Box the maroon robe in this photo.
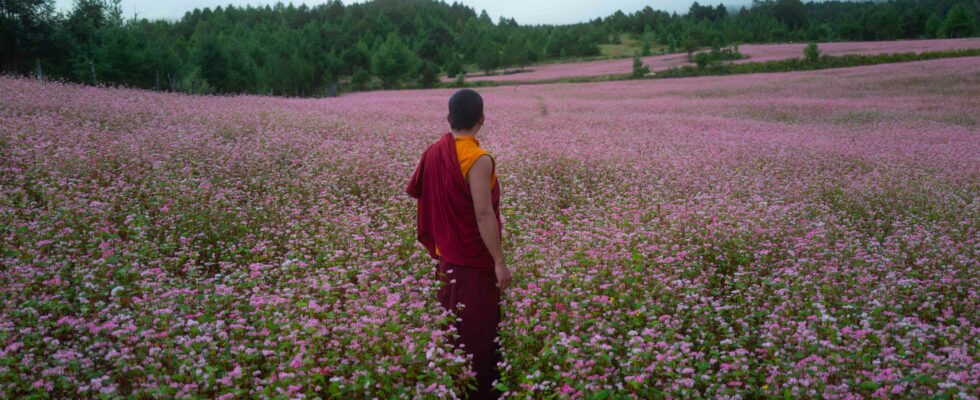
[407,132,503,399]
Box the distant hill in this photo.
[2,0,977,96]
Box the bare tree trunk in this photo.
[35,60,43,81]
[155,70,160,90]
[90,60,97,85]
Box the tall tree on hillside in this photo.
[544,29,567,57]
[689,2,726,22]
[136,21,183,91]
[0,0,56,74]
[943,3,977,38]
[866,5,901,40]
[341,39,371,75]
[475,42,500,74]
[772,0,806,30]
[444,54,464,78]
[371,32,418,89]
[924,13,944,38]
[900,4,929,38]
[189,21,229,92]
[66,0,112,83]
[92,8,142,86]
[418,59,439,88]
[501,37,528,71]
[478,9,492,25]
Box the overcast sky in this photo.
[51,0,746,25]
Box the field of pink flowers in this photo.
[2,57,979,399]
[459,37,980,82]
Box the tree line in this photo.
[2,0,978,96]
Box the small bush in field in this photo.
[804,42,821,63]
[631,56,651,78]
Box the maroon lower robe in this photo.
[407,133,503,399]
[437,260,502,399]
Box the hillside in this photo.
[2,0,979,95]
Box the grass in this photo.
[599,34,666,58]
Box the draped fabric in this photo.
[406,132,501,271]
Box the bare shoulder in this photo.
[467,155,493,184]
[473,154,493,169]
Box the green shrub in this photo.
[804,42,821,63]
[631,56,651,78]
[693,52,712,69]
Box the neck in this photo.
[452,130,477,138]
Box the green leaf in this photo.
[697,361,710,372]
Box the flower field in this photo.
[2,57,979,399]
[459,38,980,82]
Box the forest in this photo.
[2,0,979,95]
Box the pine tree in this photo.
[924,13,944,38]
[631,56,650,78]
[418,60,440,88]
[943,4,977,38]
[0,0,57,73]
[444,56,463,79]
[371,33,419,89]
[476,43,500,75]
[667,34,678,53]
[803,42,820,63]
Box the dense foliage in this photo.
[2,56,979,398]
[3,0,979,95]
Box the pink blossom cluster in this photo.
[457,37,980,82]
[1,56,979,398]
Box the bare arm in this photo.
[468,155,511,290]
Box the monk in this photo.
[406,89,511,399]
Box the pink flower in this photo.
[561,383,575,394]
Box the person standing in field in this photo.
[406,89,511,399]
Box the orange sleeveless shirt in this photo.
[435,135,496,257]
